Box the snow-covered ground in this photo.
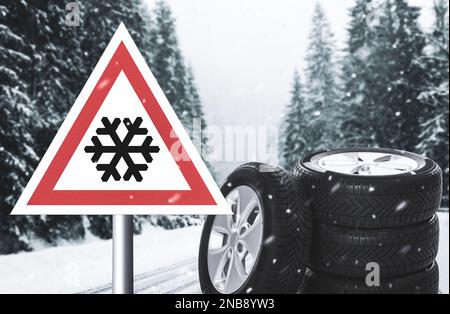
[0,225,203,294]
[0,213,448,294]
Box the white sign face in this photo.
[11,24,231,215]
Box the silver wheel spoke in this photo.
[238,198,258,228]
[234,190,242,224]
[233,251,247,278]
[348,152,365,162]
[212,248,231,285]
[349,165,364,174]
[321,153,359,166]
[372,154,395,163]
[371,165,405,175]
[380,162,408,169]
[381,159,416,169]
[212,215,232,235]
[378,163,409,171]
[209,245,229,274]
[356,152,378,162]
[226,252,246,288]
[223,250,235,290]
[240,215,262,258]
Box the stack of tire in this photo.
[294,148,442,294]
[198,148,442,294]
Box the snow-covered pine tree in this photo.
[185,66,212,167]
[304,3,341,153]
[281,70,308,168]
[24,1,90,245]
[340,0,378,147]
[416,0,449,206]
[173,51,191,129]
[82,0,154,71]
[150,1,186,119]
[0,1,39,253]
[370,0,427,151]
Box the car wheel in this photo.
[294,148,442,228]
[198,163,311,294]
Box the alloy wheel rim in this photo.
[317,151,420,176]
[207,185,263,293]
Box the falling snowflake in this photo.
[84,117,160,182]
[264,235,275,245]
[395,200,409,212]
[399,244,412,255]
[330,183,341,194]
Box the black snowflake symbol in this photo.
[84,117,160,182]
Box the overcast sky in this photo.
[145,0,435,175]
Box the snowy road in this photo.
[81,258,200,294]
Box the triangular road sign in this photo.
[12,24,230,215]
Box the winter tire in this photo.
[311,215,439,278]
[198,163,311,294]
[294,148,442,228]
[305,261,439,294]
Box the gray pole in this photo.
[113,215,134,294]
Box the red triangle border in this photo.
[28,42,216,206]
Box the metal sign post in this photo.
[113,215,134,294]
